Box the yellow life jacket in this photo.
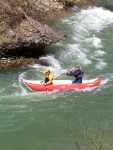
[41,71,53,85]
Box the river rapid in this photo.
[0,6,113,150]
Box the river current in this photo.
[0,6,113,150]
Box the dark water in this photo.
[0,6,113,150]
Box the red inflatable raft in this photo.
[22,78,100,91]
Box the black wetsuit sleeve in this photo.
[66,71,74,76]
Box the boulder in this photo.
[0,0,66,56]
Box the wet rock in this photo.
[0,0,66,55]
[0,57,39,69]
[104,3,113,11]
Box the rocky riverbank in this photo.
[0,57,39,69]
[0,0,96,69]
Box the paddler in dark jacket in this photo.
[66,64,84,83]
[40,69,53,85]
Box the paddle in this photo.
[54,73,66,79]
[53,66,76,79]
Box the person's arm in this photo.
[66,70,73,76]
[40,71,46,75]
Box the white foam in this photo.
[93,37,102,48]
[71,5,78,11]
[75,7,113,33]
[100,78,109,86]
[18,71,29,95]
[92,50,106,57]
[62,7,113,41]
[85,36,102,48]
[66,44,92,65]
[39,55,62,69]
[95,60,107,70]
[60,6,113,68]
[30,55,62,72]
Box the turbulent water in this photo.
[0,6,113,150]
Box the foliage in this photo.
[8,0,28,8]
[66,117,112,150]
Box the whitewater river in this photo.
[0,6,113,150]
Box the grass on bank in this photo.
[66,117,112,150]
[7,0,28,8]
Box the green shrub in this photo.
[66,118,112,150]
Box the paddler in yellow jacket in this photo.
[40,70,53,85]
